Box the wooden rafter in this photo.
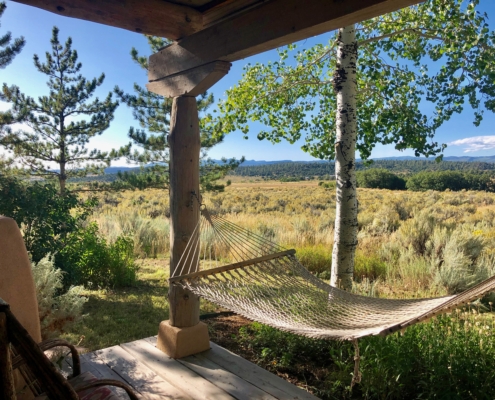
[11,0,203,41]
[149,0,423,81]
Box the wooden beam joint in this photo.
[147,60,231,98]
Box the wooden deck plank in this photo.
[95,345,192,400]
[80,352,132,398]
[176,351,277,399]
[121,339,235,400]
[205,342,318,400]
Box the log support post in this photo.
[148,60,231,359]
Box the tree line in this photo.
[356,168,495,192]
[231,160,495,180]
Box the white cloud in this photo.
[449,136,495,153]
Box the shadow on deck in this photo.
[63,337,318,400]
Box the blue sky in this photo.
[2,0,495,165]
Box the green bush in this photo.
[0,175,95,262]
[296,244,332,275]
[354,252,387,281]
[60,223,138,288]
[356,169,406,190]
[318,181,336,189]
[406,171,495,192]
[238,310,495,399]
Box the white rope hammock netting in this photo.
[170,208,495,340]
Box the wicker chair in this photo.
[0,298,139,400]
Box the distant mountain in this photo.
[236,155,495,166]
[443,155,495,162]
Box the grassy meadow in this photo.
[63,178,495,398]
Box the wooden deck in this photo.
[63,336,318,400]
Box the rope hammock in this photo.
[170,207,495,341]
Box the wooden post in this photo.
[156,96,210,358]
[148,61,231,358]
[0,312,16,400]
[168,96,201,327]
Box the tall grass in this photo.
[88,184,495,298]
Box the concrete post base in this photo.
[156,320,210,359]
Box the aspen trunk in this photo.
[168,96,201,328]
[330,25,358,290]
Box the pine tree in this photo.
[0,1,25,138]
[115,36,242,192]
[0,2,25,69]
[1,27,125,194]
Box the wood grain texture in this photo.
[12,0,202,40]
[168,96,202,328]
[206,342,318,400]
[169,249,296,282]
[79,353,131,398]
[94,345,191,399]
[121,338,235,399]
[177,352,277,400]
[149,0,423,80]
[6,308,79,399]
[147,60,231,98]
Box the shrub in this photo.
[354,252,387,282]
[237,309,495,400]
[0,175,95,262]
[59,223,138,288]
[406,171,495,192]
[356,169,406,190]
[32,255,87,339]
[296,244,332,275]
[395,211,436,256]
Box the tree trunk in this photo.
[59,127,66,196]
[59,161,66,195]
[330,25,358,290]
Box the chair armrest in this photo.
[12,339,81,377]
[74,379,140,400]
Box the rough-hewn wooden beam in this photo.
[12,0,203,40]
[149,0,423,81]
[147,60,231,98]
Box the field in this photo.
[63,178,495,399]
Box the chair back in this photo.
[0,298,78,400]
[0,216,41,343]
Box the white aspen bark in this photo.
[330,25,358,290]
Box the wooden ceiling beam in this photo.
[149,0,423,81]
[11,0,203,41]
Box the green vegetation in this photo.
[232,159,495,179]
[32,256,87,339]
[238,310,495,399]
[0,175,137,288]
[234,163,495,193]
[356,168,406,190]
[0,2,25,69]
[58,223,138,289]
[406,170,495,192]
